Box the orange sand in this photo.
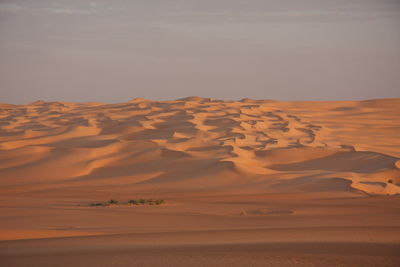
[0,97,399,266]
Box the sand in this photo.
[0,97,399,266]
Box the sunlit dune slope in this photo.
[0,97,399,196]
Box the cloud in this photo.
[44,7,97,15]
[1,0,398,22]
[0,3,24,12]
[0,2,97,15]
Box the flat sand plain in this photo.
[0,97,399,266]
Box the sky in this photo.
[0,0,399,104]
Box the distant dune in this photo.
[1,97,399,195]
[0,98,399,266]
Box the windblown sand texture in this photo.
[0,97,399,266]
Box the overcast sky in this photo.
[0,0,399,103]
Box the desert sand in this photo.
[0,97,399,266]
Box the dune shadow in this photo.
[268,151,399,173]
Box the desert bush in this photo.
[154,199,165,205]
[128,199,138,205]
[89,202,104,206]
[108,199,118,205]
[130,198,165,205]
[89,198,165,207]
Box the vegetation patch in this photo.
[89,202,105,207]
[128,199,165,205]
[89,199,165,207]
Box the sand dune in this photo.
[0,98,399,266]
[1,97,399,194]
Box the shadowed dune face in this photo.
[0,98,399,196]
[268,151,398,173]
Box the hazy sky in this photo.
[0,0,399,103]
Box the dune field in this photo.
[0,97,399,266]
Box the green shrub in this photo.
[89,202,104,206]
[108,199,118,205]
[154,199,165,205]
[128,199,138,205]
[89,198,165,207]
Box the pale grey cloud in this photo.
[44,7,96,14]
[0,1,97,15]
[0,3,24,12]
